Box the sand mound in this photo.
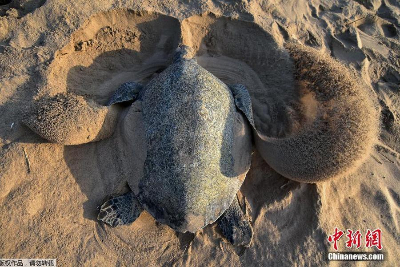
[23,93,118,145]
[255,44,379,182]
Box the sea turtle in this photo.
[23,44,377,247]
[95,45,256,246]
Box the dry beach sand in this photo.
[0,0,399,266]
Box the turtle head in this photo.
[173,45,195,63]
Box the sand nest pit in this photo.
[44,9,181,103]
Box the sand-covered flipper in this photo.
[254,44,378,183]
[98,191,143,227]
[23,93,119,145]
[217,195,253,247]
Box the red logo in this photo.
[345,230,362,249]
[366,229,383,250]
[328,228,344,250]
[328,228,383,250]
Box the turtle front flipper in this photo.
[228,84,255,129]
[98,191,143,227]
[107,82,143,106]
[217,195,253,247]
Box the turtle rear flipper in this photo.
[217,195,253,247]
[98,191,143,227]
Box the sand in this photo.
[0,0,399,266]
